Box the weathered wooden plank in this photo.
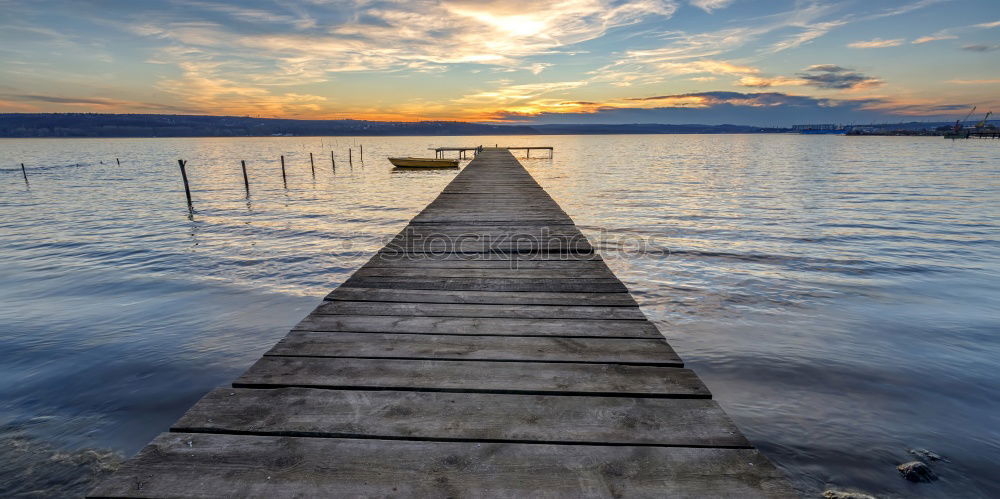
[91,433,795,498]
[324,288,638,306]
[174,387,747,446]
[410,220,579,226]
[266,331,680,366]
[363,254,606,269]
[311,301,647,320]
[370,251,603,262]
[291,315,664,338]
[410,216,577,224]
[351,268,616,279]
[392,224,584,232]
[341,276,628,292]
[383,243,594,254]
[234,356,709,398]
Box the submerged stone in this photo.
[908,448,948,462]
[896,461,937,482]
[822,488,877,499]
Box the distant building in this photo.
[792,123,847,135]
[791,124,840,131]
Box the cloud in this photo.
[594,1,846,88]
[767,19,847,53]
[153,59,329,117]
[2,93,200,113]
[447,86,899,121]
[848,38,904,48]
[494,90,969,125]
[765,0,945,53]
[658,59,759,75]
[803,64,848,72]
[447,80,593,118]
[909,19,1000,46]
[142,0,679,74]
[529,63,552,75]
[912,33,957,44]
[737,76,807,88]
[797,65,882,89]
[947,79,1000,85]
[961,44,999,52]
[689,0,734,13]
[119,0,679,117]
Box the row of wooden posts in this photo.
[15,145,363,195]
[19,157,124,186]
[177,147,362,208]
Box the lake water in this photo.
[1,135,998,497]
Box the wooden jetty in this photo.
[968,130,1000,139]
[433,145,553,159]
[945,130,1000,139]
[90,149,793,497]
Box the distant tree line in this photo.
[0,113,779,138]
[0,113,543,137]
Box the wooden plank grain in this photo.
[90,433,795,498]
[291,315,665,338]
[324,288,638,306]
[173,387,747,447]
[311,300,647,320]
[351,267,616,279]
[234,356,710,398]
[341,276,628,292]
[369,250,604,263]
[361,255,607,269]
[265,331,681,366]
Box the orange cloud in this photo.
[848,38,904,48]
[737,76,807,87]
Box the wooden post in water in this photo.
[240,160,250,196]
[20,163,28,186]
[280,155,287,188]
[116,158,120,166]
[177,160,192,207]
[331,151,336,170]
[310,153,315,177]
[360,145,363,162]
[349,148,352,167]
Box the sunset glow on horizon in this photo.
[1,0,998,125]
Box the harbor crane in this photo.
[975,111,993,128]
[954,105,976,132]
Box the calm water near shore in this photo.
[1,135,998,497]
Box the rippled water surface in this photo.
[1,135,998,497]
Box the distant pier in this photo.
[90,148,792,497]
[433,145,553,158]
[966,131,1000,139]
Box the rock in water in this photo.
[897,461,937,482]
[909,448,948,462]
[822,489,877,499]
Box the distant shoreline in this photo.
[0,113,974,138]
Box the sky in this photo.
[0,0,998,125]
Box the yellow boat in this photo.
[388,157,459,168]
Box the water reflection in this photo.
[0,135,998,497]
